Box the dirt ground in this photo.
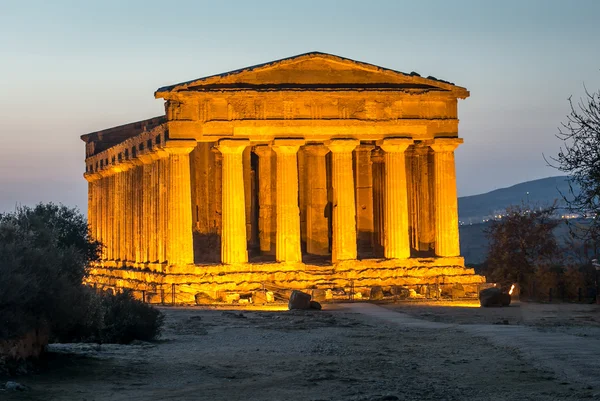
[383,299,600,327]
[2,302,600,401]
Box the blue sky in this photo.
[1,0,599,213]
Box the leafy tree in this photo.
[0,203,163,347]
[484,205,562,291]
[552,85,600,241]
[0,203,101,340]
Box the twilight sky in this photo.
[1,0,599,213]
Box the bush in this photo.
[0,203,163,348]
[0,203,100,341]
[99,291,164,344]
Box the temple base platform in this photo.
[86,257,486,305]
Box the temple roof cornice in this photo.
[155,52,469,100]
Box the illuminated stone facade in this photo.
[81,52,484,303]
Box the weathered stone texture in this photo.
[81,52,482,300]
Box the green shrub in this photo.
[99,290,164,344]
[0,203,163,347]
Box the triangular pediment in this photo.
[155,52,468,98]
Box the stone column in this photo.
[115,167,126,262]
[99,171,110,260]
[211,147,223,235]
[406,146,419,249]
[243,147,257,248]
[371,149,384,254]
[430,138,463,257]
[297,148,307,247]
[130,160,143,264]
[379,138,412,259]
[217,139,249,264]
[138,154,153,263]
[84,172,100,245]
[354,144,375,254]
[272,139,304,263]
[304,144,330,255]
[326,139,359,262]
[155,150,169,263]
[164,140,196,266]
[121,161,134,263]
[110,171,118,261]
[253,145,276,254]
[415,144,434,251]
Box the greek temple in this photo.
[81,52,483,303]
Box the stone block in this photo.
[370,286,384,300]
[195,292,214,305]
[225,293,240,304]
[391,285,410,299]
[479,287,511,307]
[252,290,268,304]
[451,284,465,299]
[288,290,312,310]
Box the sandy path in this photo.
[2,305,597,401]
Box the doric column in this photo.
[379,138,412,259]
[272,139,304,263]
[120,161,134,263]
[354,144,375,254]
[115,167,126,262]
[297,148,307,247]
[253,145,276,254]
[304,144,330,255]
[138,153,153,263]
[110,170,118,261]
[164,140,196,266]
[326,139,359,262]
[217,139,249,264]
[98,170,110,260]
[415,144,434,251]
[130,160,143,264]
[243,147,256,248]
[211,147,223,235]
[155,150,169,263]
[430,138,463,257]
[84,172,101,245]
[371,149,384,254]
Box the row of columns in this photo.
[218,137,462,265]
[86,136,461,267]
[86,140,196,266]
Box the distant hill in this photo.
[458,176,579,223]
[458,175,581,264]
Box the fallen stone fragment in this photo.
[479,287,511,307]
[370,286,384,300]
[309,301,322,310]
[288,290,312,310]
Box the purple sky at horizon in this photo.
[1,0,599,213]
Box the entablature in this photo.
[164,90,459,123]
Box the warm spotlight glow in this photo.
[508,284,515,295]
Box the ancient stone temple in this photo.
[82,52,484,303]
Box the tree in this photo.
[0,203,101,341]
[484,205,562,292]
[552,85,600,241]
[0,203,164,350]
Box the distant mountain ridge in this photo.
[458,176,579,222]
